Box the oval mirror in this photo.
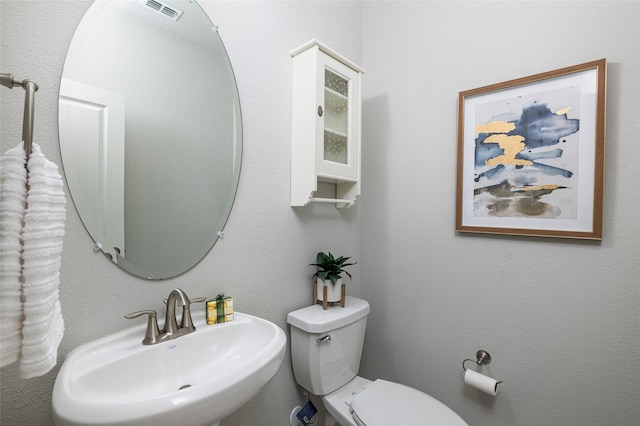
[59,0,242,279]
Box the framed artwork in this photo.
[456,59,607,239]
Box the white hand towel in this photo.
[0,143,27,367]
[19,143,66,379]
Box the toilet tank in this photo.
[287,297,370,395]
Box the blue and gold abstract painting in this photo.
[473,86,580,218]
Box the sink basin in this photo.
[52,311,286,426]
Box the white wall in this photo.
[0,1,362,425]
[360,1,640,426]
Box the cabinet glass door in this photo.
[323,68,349,165]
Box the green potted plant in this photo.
[309,252,356,306]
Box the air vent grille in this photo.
[142,0,183,21]
[146,0,162,11]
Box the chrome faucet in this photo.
[163,288,189,336]
[125,288,206,345]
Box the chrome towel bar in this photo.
[1,73,39,158]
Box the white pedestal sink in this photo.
[52,311,286,426]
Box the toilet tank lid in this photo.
[287,297,370,333]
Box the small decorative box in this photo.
[206,293,234,325]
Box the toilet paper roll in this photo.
[464,369,499,396]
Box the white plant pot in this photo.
[316,278,343,302]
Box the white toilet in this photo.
[287,296,468,426]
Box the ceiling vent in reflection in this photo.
[142,0,183,21]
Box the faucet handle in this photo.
[179,296,207,332]
[124,310,161,345]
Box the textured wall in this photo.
[0,1,362,425]
[360,1,640,426]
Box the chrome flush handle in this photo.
[316,335,331,343]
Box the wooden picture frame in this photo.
[456,59,607,239]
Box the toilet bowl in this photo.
[321,376,467,426]
[287,297,468,426]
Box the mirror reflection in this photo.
[59,0,242,279]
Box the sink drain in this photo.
[178,384,192,390]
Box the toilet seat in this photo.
[349,379,468,426]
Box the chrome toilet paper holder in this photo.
[462,349,492,371]
[463,349,503,384]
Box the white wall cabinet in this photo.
[290,39,364,208]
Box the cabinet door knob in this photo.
[317,105,323,117]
